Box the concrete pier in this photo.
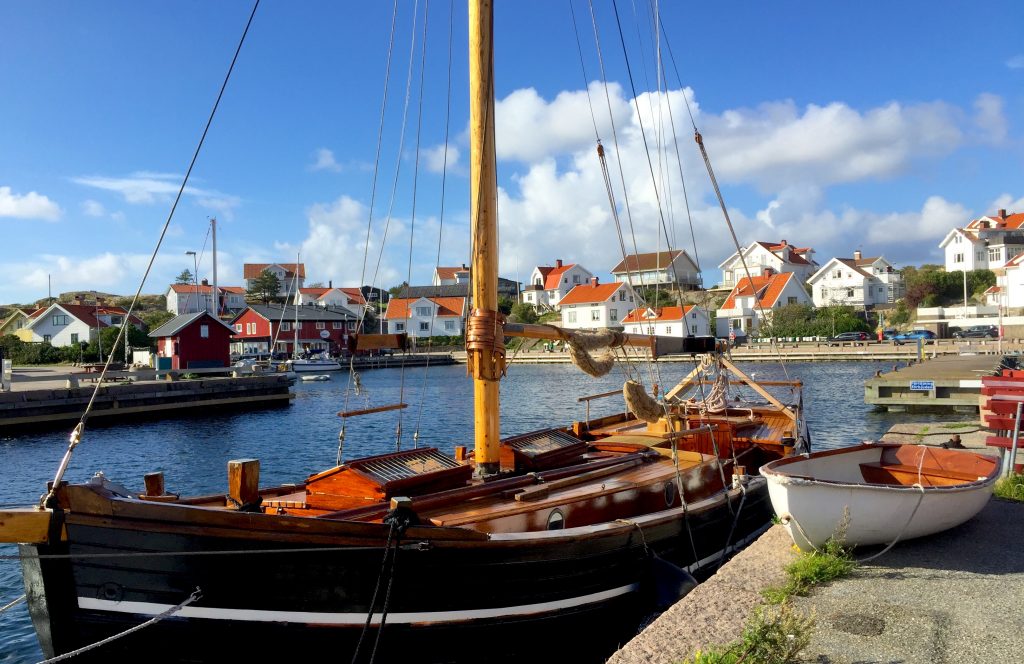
[0,374,293,431]
[863,355,1008,413]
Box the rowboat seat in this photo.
[859,462,986,487]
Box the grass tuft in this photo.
[994,473,1024,502]
[762,536,856,604]
[682,604,814,664]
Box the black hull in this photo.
[22,479,773,663]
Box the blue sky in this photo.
[1,0,1022,305]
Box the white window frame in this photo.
[200,324,209,338]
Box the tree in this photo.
[175,269,195,285]
[247,269,282,303]
[88,324,152,361]
[497,296,515,315]
[141,309,175,331]
[638,287,675,308]
[388,281,410,297]
[510,302,539,324]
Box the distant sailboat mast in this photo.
[293,252,300,359]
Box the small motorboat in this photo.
[300,374,331,382]
[760,442,1000,551]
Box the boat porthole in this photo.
[664,481,677,507]
[547,509,565,530]
[98,582,123,602]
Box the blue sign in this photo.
[910,380,935,391]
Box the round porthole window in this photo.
[547,509,565,530]
[664,481,677,507]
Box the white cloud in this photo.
[81,199,106,217]
[991,193,1024,214]
[309,148,342,173]
[1007,55,1024,69]
[973,93,1007,144]
[423,143,460,174]
[0,186,62,221]
[72,172,240,218]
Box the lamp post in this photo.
[185,251,198,313]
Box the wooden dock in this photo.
[863,354,1009,413]
[0,374,294,431]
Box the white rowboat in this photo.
[760,442,999,551]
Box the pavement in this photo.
[609,425,1024,664]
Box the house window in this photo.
[200,324,209,338]
[563,278,568,284]
[316,321,326,330]
[234,324,242,333]
[109,316,123,325]
[52,314,69,326]
[567,311,577,323]
[788,296,797,305]
[281,322,290,332]
[954,253,963,263]
[573,274,580,283]
[977,251,984,262]
[43,334,51,342]
[619,291,626,301]
[954,235,961,243]
[691,325,697,334]
[846,289,854,298]
[296,322,302,329]
[444,319,455,330]
[332,321,343,329]
[610,309,618,321]
[591,310,601,321]
[665,326,672,334]
[396,323,405,332]
[347,321,356,330]
[832,270,841,279]
[691,312,697,319]
[71,333,79,344]
[419,322,430,332]
[989,249,1002,262]
[415,306,431,316]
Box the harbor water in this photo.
[0,361,975,662]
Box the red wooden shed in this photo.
[149,311,234,370]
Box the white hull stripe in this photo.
[78,583,640,626]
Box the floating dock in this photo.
[863,354,1009,412]
[0,374,293,431]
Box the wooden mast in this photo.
[467,0,504,476]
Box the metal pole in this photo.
[211,218,218,317]
[1007,401,1022,478]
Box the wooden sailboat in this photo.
[761,443,999,552]
[0,3,807,662]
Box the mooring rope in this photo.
[34,588,201,664]
[0,593,26,614]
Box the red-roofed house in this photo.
[622,305,711,337]
[715,269,812,339]
[807,251,904,308]
[165,281,247,316]
[611,250,701,290]
[243,262,306,296]
[718,240,818,290]
[559,277,639,330]
[432,265,470,286]
[940,209,1024,272]
[520,259,593,311]
[296,285,366,316]
[382,296,467,338]
[24,302,144,347]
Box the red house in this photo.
[230,304,359,358]
[149,312,234,369]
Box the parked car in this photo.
[951,325,998,339]
[826,331,869,345]
[881,329,898,340]
[892,329,937,345]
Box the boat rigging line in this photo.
[41,0,261,509]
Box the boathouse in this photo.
[149,311,234,369]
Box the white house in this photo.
[297,286,366,316]
[382,296,466,338]
[432,266,470,286]
[939,209,1024,272]
[807,252,905,308]
[718,240,817,290]
[520,259,593,311]
[622,305,711,337]
[558,278,639,330]
[611,249,701,290]
[243,262,306,296]
[715,269,813,339]
[24,302,144,347]
[166,282,248,316]
[991,252,1024,309]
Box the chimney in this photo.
[201,278,209,286]
[763,267,775,277]
[999,208,1007,220]
[853,250,862,261]
[780,239,787,246]
[590,276,599,286]
[329,280,332,288]
[556,259,563,268]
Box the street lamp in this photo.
[185,251,198,313]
